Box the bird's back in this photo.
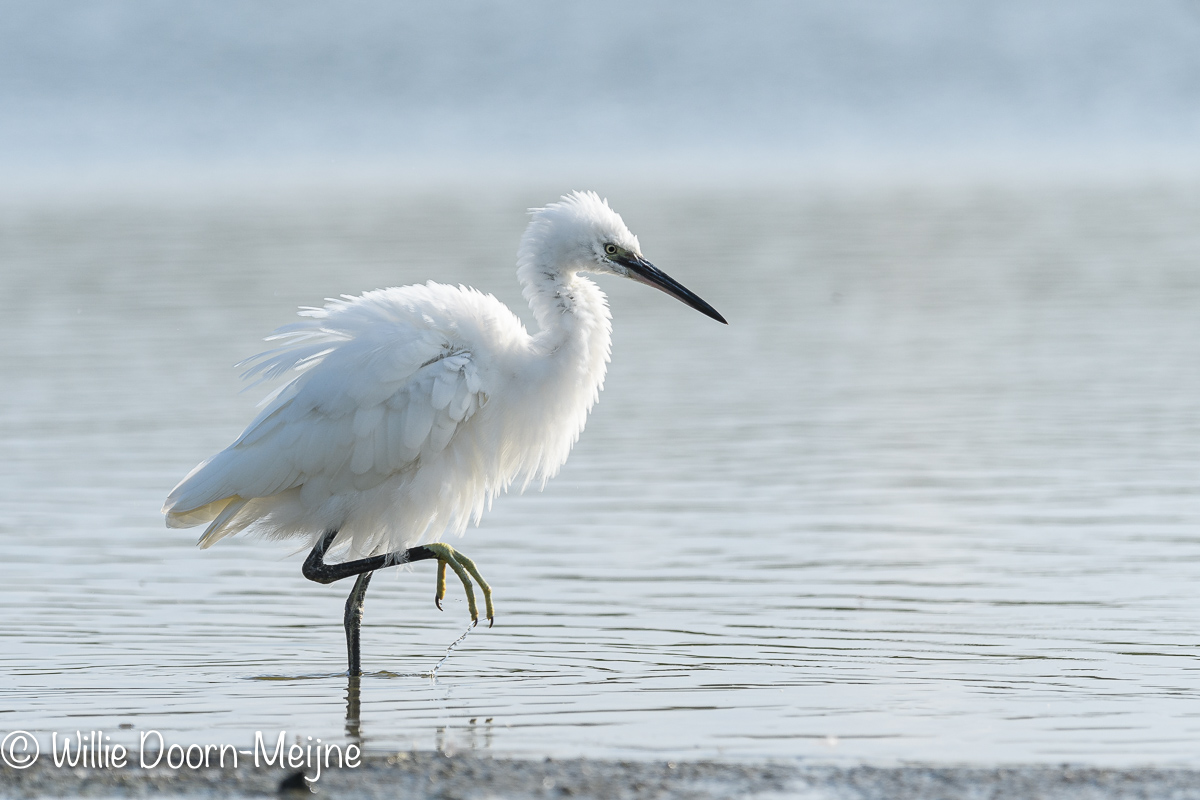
[164,281,535,556]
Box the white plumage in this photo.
[164,191,724,567]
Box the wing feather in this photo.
[428,411,458,454]
[163,287,499,545]
[350,428,375,475]
[431,367,457,410]
[165,346,484,529]
[401,386,436,450]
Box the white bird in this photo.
[163,191,726,675]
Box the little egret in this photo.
[163,191,726,675]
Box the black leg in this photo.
[302,529,440,584]
[303,530,440,675]
[302,529,493,672]
[344,572,373,676]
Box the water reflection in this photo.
[3,182,1200,764]
[345,676,361,744]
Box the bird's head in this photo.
[520,191,727,324]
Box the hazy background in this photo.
[2,0,1199,188]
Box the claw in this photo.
[421,543,493,627]
[435,559,448,611]
[422,544,479,622]
[452,551,494,623]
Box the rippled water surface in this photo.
[4,182,1200,764]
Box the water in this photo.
[3,1,1200,172]
[3,181,1200,765]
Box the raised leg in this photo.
[303,529,439,584]
[302,530,495,673]
[343,571,373,676]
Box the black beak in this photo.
[619,255,727,324]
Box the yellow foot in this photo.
[424,543,494,627]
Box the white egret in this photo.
[163,191,726,675]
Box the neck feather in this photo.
[517,254,612,344]
[509,246,614,488]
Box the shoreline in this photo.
[6,753,1200,799]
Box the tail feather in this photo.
[164,496,234,529]
[197,497,251,549]
[164,494,253,549]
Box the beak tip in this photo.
[622,254,728,326]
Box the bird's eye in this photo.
[604,244,618,256]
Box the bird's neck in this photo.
[518,262,613,355]
[509,255,613,487]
